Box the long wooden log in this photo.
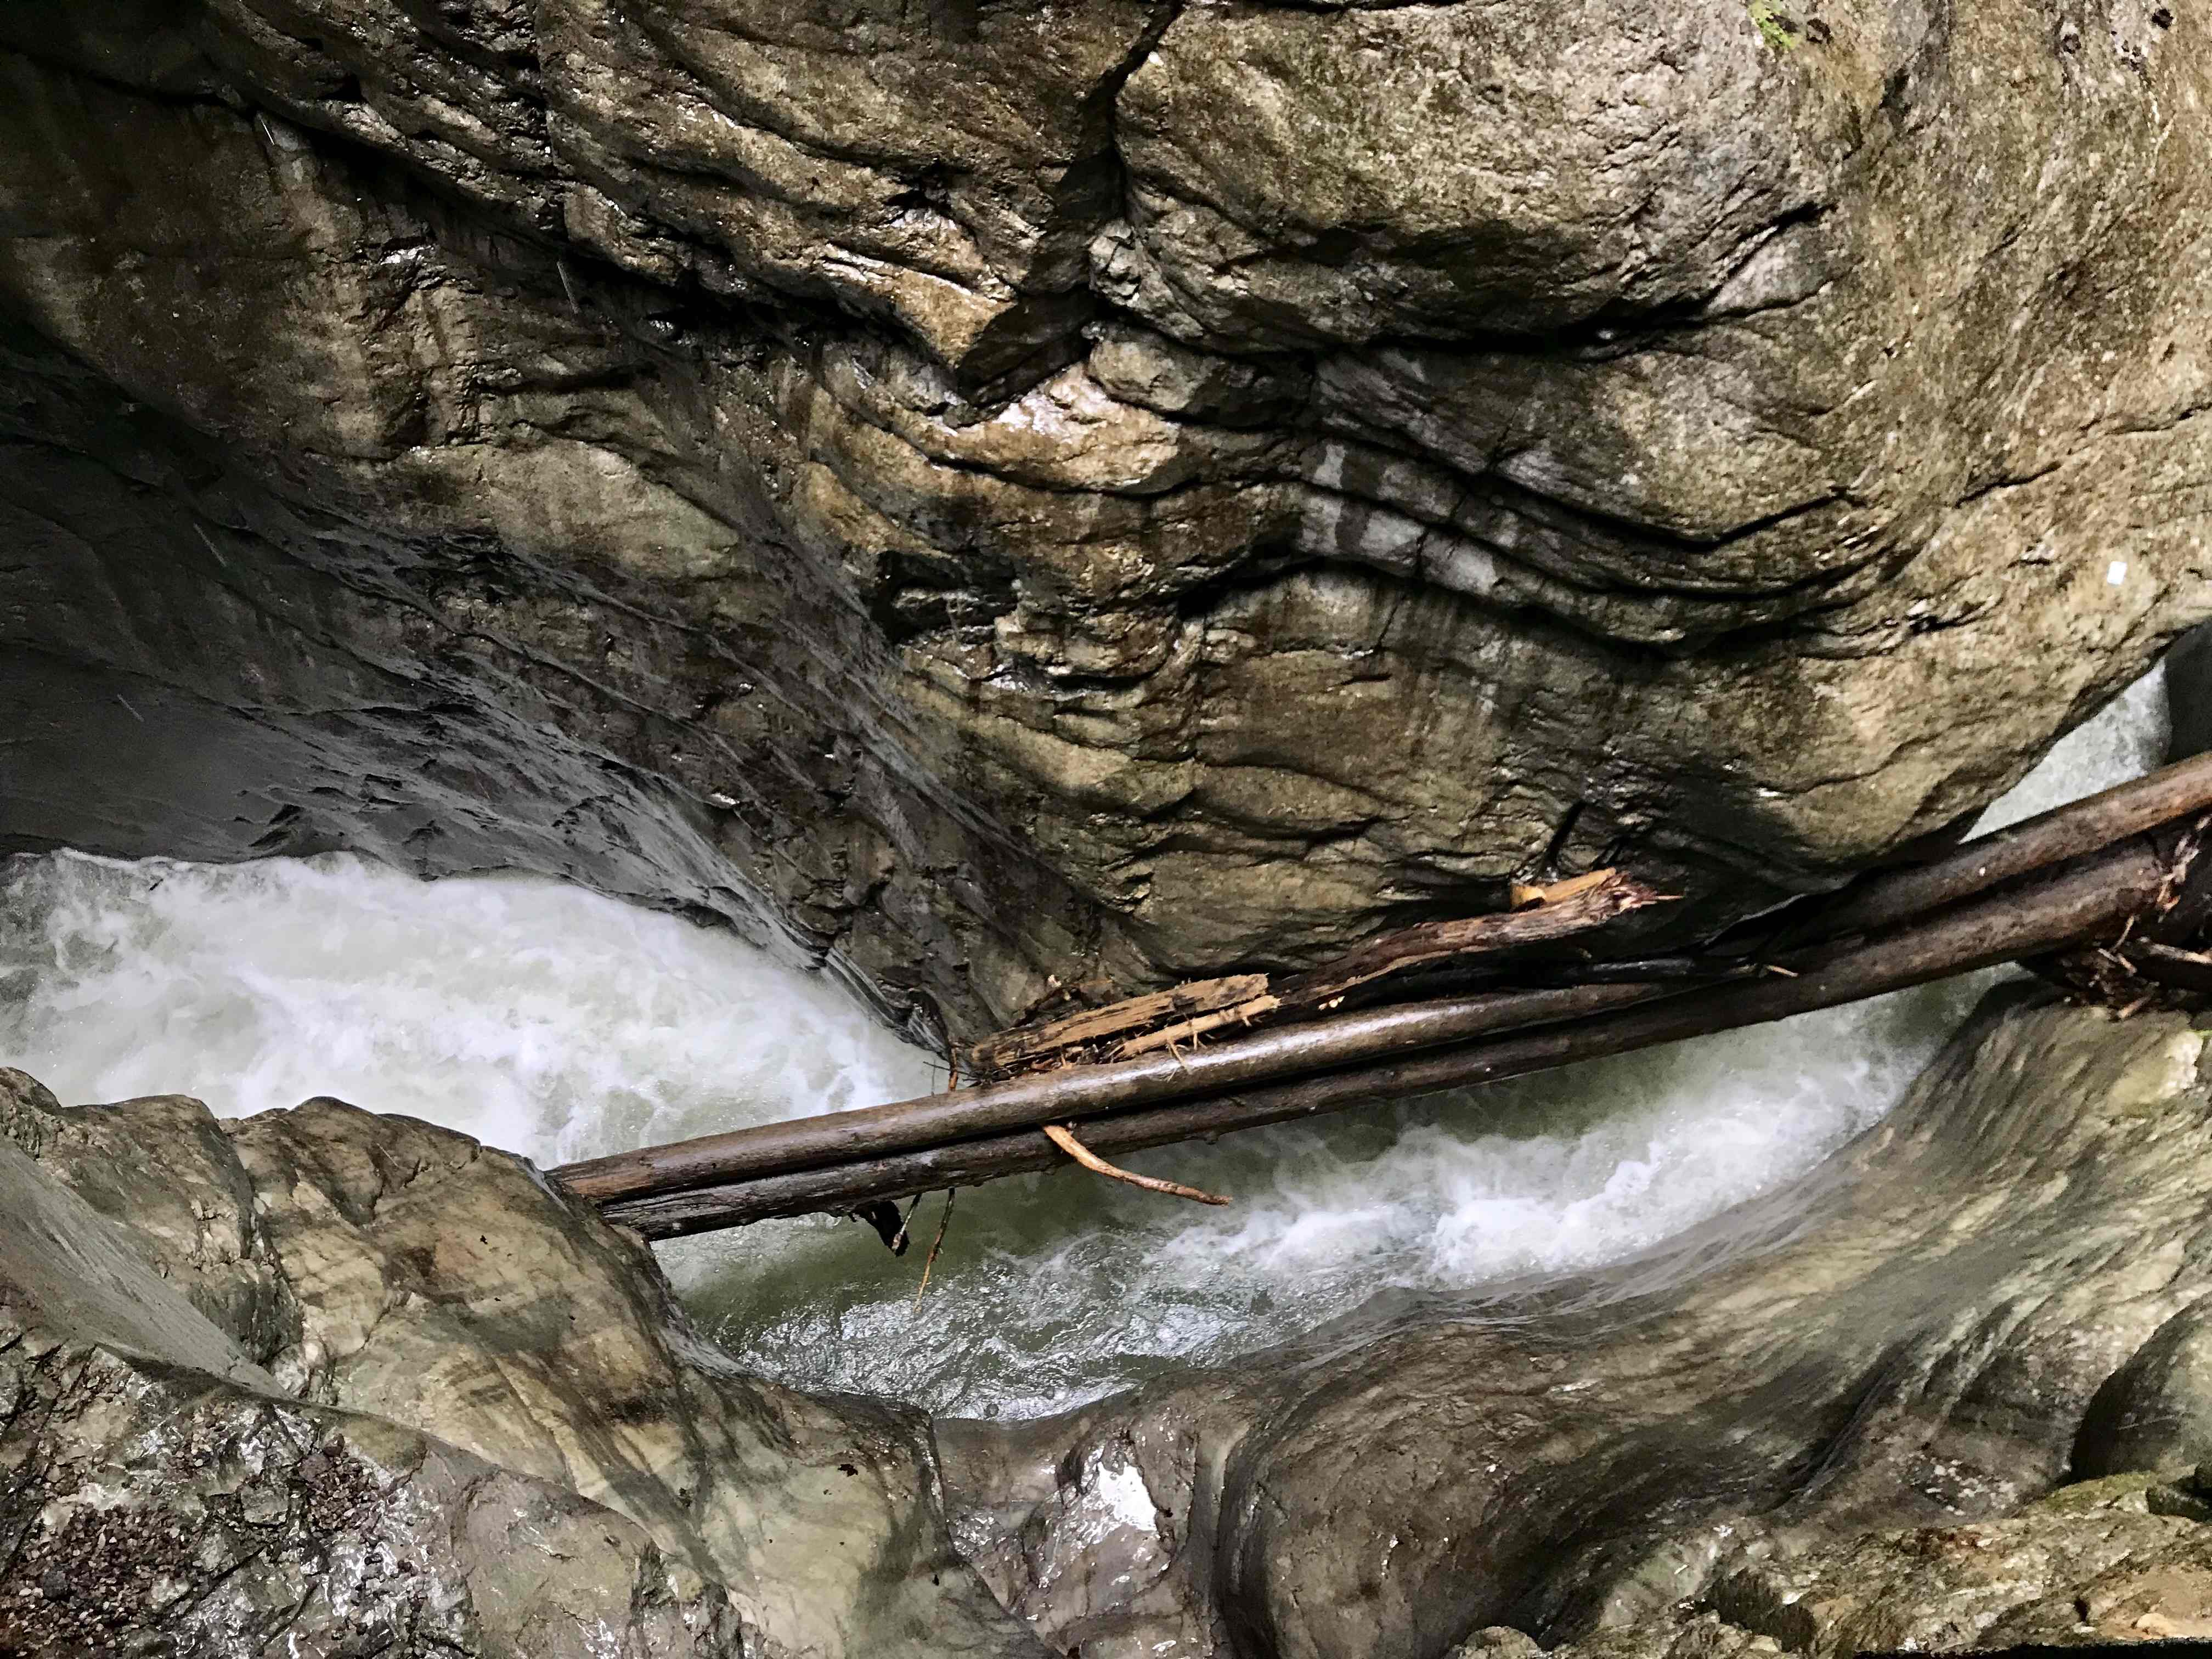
[1770,748,2212,947]
[553,981,1666,1204]
[597,835,2169,1239]
[554,766,2212,1213]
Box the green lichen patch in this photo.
[1749,0,1802,50]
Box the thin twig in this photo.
[887,1191,924,1255]
[1042,1123,1231,1206]
[913,1189,956,1304]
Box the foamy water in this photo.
[0,668,2171,1417]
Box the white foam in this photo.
[0,857,934,1161]
[0,666,2170,1418]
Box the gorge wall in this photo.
[5,0,2211,1036]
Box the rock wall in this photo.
[5,0,2210,1032]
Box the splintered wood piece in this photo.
[1508,869,1617,908]
[967,974,1271,1076]
[1041,1124,1230,1206]
[1116,995,1282,1059]
[1275,868,1668,1013]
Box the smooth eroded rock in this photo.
[0,1067,1047,1659]
[942,990,2212,1659]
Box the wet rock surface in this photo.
[0,1067,1047,1659]
[5,0,2211,1034]
[10,995,2212,1657]
[1556,1471,2212,1657]
[939,990,2212,1659]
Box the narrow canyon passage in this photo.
[0,669,2172,1420]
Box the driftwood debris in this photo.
[958,867,1665,1083]
[588,834,2178,1239]
[549,751,2212,1242]
[968,974,1271,1078]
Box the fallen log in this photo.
[556,766,2212,1216]
[1759,748,2212,949]
[553,980,1666,1204]
[960,868,1663,1080]
[591,833,2172,1239]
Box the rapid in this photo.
[0,669,2171,1419]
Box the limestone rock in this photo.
[2077,1302,2212,1480]
[941,991,2212,1659]
[1561,1474,2212,1658]
[0,1096,741,1656]
[3,0,2209,1031]
[1,1341,745,1658]
[0,1068,1047,1659]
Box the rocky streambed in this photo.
[10,985,2212,1658]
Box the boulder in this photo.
[2076,1302,2212,1480]
[0,1098,741,1656]
[3,0,2209,1031]
[0,1069,1047,1659]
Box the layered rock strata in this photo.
[4,0,2210,1031]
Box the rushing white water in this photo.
[0,668,2171,1418]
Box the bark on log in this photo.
[552,981,1664,1204]
[595,836,2168,1239]
[1770,749,2212,947]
